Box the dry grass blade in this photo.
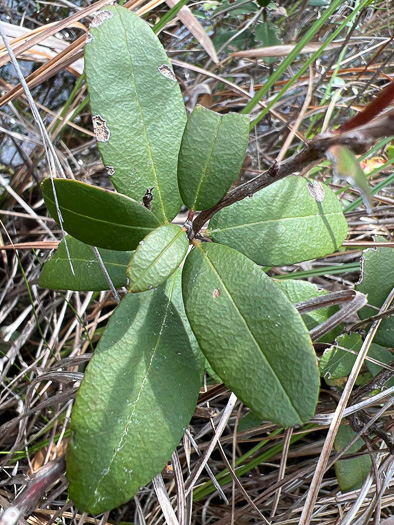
[0,0,114,68]
[300,287,394,525]
[152,475,179,525]
[166,0,218,63]
[0,21,85,73]
[230,39,369,58]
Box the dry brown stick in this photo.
[0,457,66,525]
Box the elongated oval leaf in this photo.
[67,272,204,513]
[39,236,132,291]
[208,176,348,265]
[334,425,371,492]
[127,224,188,292]
[275,280,341,343]
[85,6,186,223]
[182,242,319,427]
[178,105,249,210]
[356,243,394,347]
[42,178,160,251]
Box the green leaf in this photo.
[127,224,189,292]
[356,244,394,347]
[327,145,373,214]
[42,179,160,251]
[238,411,262,432]
[275,280,342,343]
[254,23,282,64]
[334,425,371,492]
[39,236,132,291]
[85,6,186,223]
[178,106,249,211]
[208,176,348,266]
[182,242,319,427]
[67,271,204,513]
[366,344,394,389]
[212,29,254,51]
[319,333,362,380]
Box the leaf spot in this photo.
[85,32,93,44]
[92,115,110,143]
[212,288,220,299]
[90,10,113,28]
[307,181,325,202]
[105,165,115,176]
[158,64,177,82]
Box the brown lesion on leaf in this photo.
[212,288,220,299]
[105,166,115,176]
[307,180,325,202]
[90,10,113,28]
[158,65,177,82]
[92,115,110,143]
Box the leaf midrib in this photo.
[91,278,175,503]
[45,193,155,232]
[202,246,303,423]
[192,114,222,210]
[129,227,185,290]
[119,10,167,223]
[209,210,344,234]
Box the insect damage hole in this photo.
[90,10,113,28]
[85,32,93,44]
[105,166,115,176]
[307,181,325,202]
[158,65,177,82]
[92,115,110,143]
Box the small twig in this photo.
[348,306,394,332]
[0,457,66,525]
[294,289,367,341]
[270,427,292,519]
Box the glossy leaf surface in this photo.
[334,425,371,492]
[67,272,204,513]
[275,280,341,343]
[208,176,348,266]
[42,179,159,251]
[39,236,131,291]
[182,242,319,427]
[356,244,394,347]
[85,6,186,223]
[178,105,249,210]
[127,224,189,292]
